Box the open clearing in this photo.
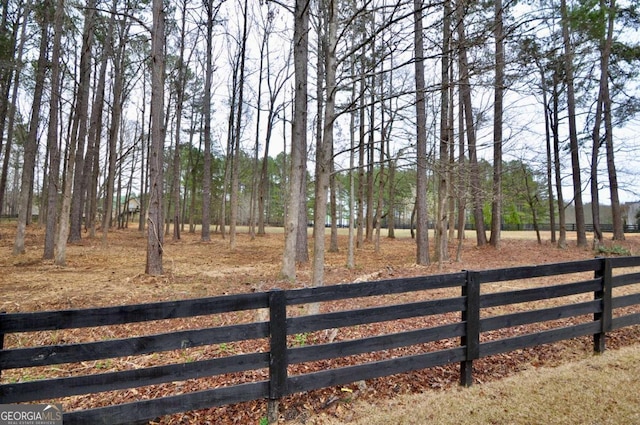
[1,222,640,424]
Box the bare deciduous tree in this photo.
[146,0,165,275]
[560,0,587,247]
[414,0,429,265]
[42,0,65,260]
[14,3,47,255]
[490,0,504,248]
[281,0,310,280]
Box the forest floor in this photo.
[1,221,640,424]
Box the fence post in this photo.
[0,311,5,379]
[460,271,480,387]
[594,257,612,353]
[268,290,287,424]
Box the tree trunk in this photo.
[312,0,336,292]
[387,159,396,239]
[590,81,604,245]
[257,111,272,235]
[522,163,542,244]
[230,0,249,250]
[356,74,365,249]
[102,15,128,242]
[0,0,19,195]
[87,126,102,238]
[257,55,286,236]
[40,146,49,227]
[365,80,374,244]
[43,0,65,260]
[13,6,47,255]
[447,66,456,243]
[87,0,116,238]
[538,59,556,243]
[68,0,96,243]
[184,117,194,232]
[601,0,624,241]
[201,0,215,242]
[0,57,12,182]
[374,53,385,254]
[137,80,148,233]
[365,136,374,245]
[117,132,124,230]
[490,0,504,248]
[56,21,91,263]
[221,81,235,239]
[414,0,430,265]
[560,0,587,247]
[281,0,309,280]
[374,100,384,254]
[0,0,27,217]
[544,97,556,243]
[296,173,309,263]
[552,67,567,248]
[189,117,202,233]
[251,11,268,240]
[329,160,339,252]
[123,146,136,229]
[171,0,190,242]
[436,0,451,261]
[456,87,467,261]
[347,55,357,269]
[146,0,165,275]
[457,0,486,246]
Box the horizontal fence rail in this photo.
[1,257,640,424]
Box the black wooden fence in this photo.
[2,256,640,424]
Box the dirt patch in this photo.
[2,222,640,424]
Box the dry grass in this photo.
[300,344,640,425]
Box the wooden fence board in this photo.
[0,312,4,371]
[612,293,640,309]
[0,293,268,333]
[288,323,465,364]
[286,347,466,395]
[612,272,640,288]
[63,381,269,425]
[480,279,601,308]
[0,322,269,369]
[609,257,640,268]
[480,301,601,332]
[612,312,640,330]
[285,273,466,305]
[477,259,601,284]
[1,352,269,403]
[479,322,600,357]
[288,297,465,334]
